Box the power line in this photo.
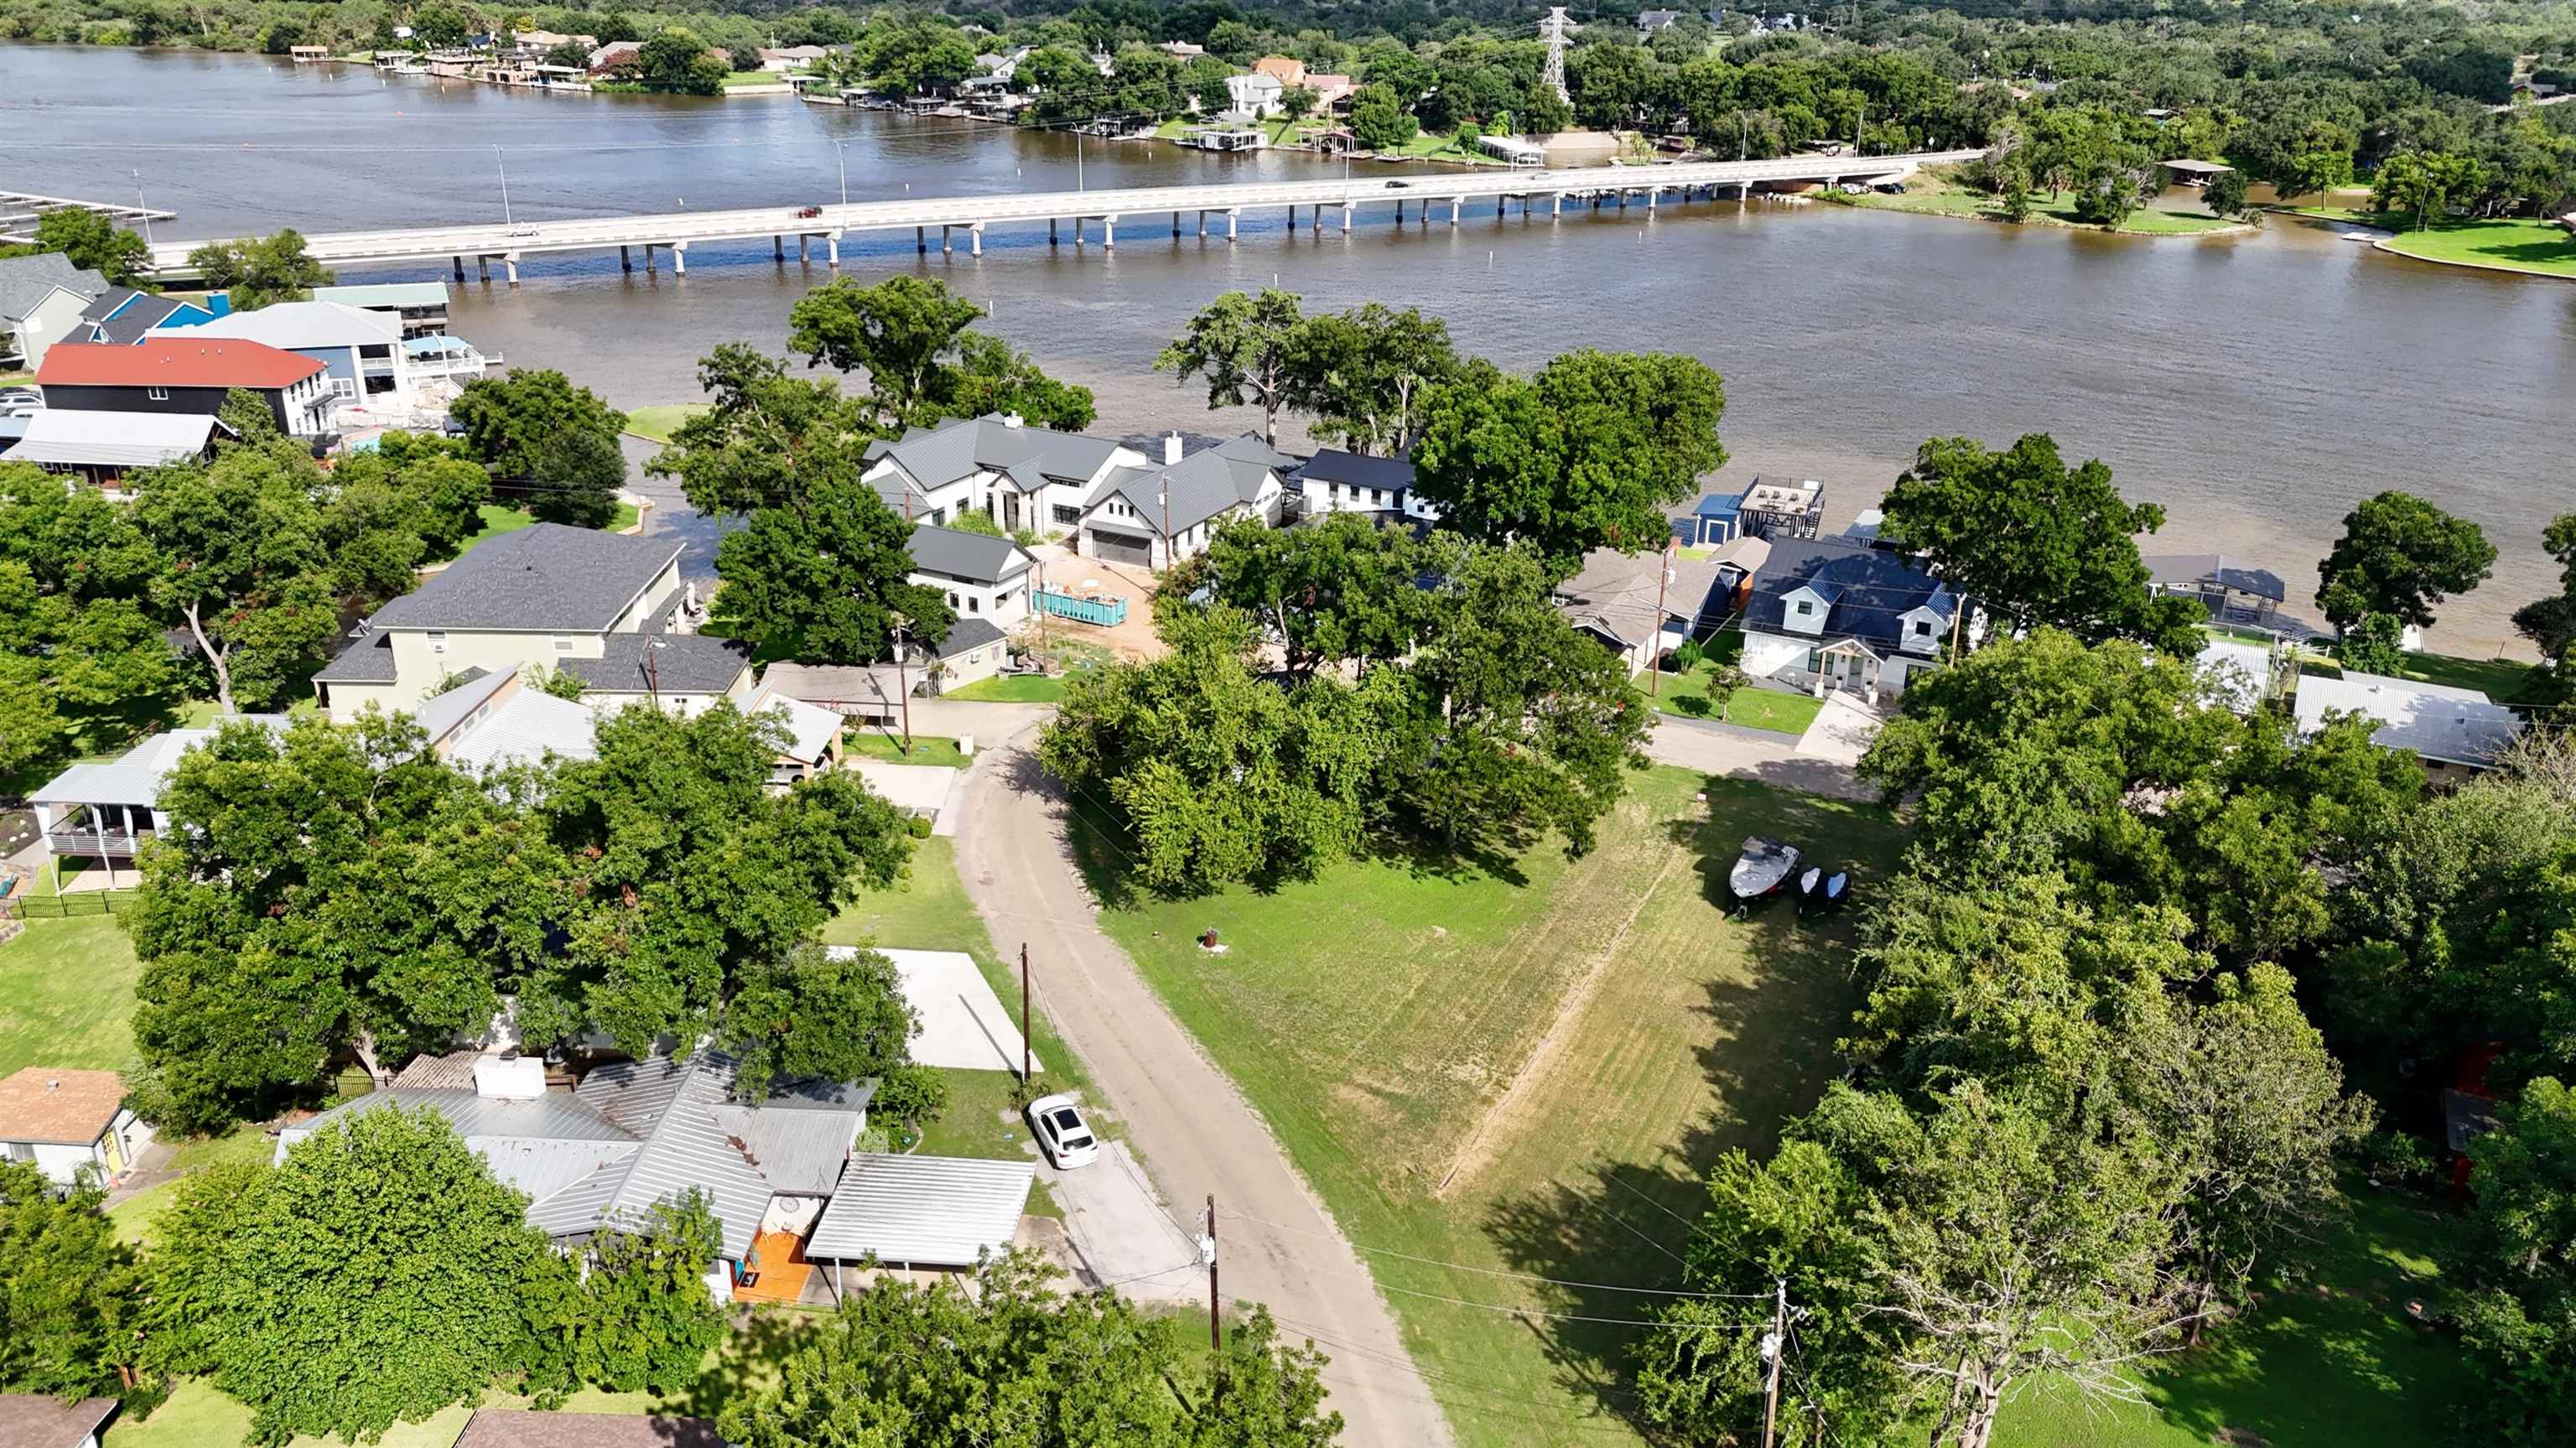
[1214,1202,1760,1298]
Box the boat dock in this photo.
[0,190,177,243]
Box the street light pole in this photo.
[835,140,849,207]
[132,170,151,245]
[891,618,914,754]
[494,144,513,226]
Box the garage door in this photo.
[1088,529,1152,568]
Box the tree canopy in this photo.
[184,229,333,310]
[451,369,630,485]
[1410,350,1727,575]
[0,205,151,286]
[2315,489,2496,634]
[1875,433,2202,655]
[787,275,1094,433]
[0,1159,138,1399]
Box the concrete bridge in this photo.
[143,150,1982,283]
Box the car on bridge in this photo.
[796,205,823,219]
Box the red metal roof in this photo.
[37,337,325,389]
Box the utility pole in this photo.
[1019,943,1033,1084]
[494,143,512,226]
[891,619,913,753]
[1947,590,1966,661]
[1161,486,1171,569]
[1204,1194,1222,1352]
[1760,1277,1788,1448]
[1652,535,1674,698]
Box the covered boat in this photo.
[1822,871,1850,911]
[1729,837,1800,912]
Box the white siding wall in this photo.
[917,568,1032,627]
[1741,629,1815,685]
[4,1137,106,1187]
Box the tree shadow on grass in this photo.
[1473,776,1898,1429]
[670,1305,823,1420]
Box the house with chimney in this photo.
[861,412,1148,537]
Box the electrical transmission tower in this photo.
[1540,7,1573,104]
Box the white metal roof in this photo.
[29,719,288,807]
[806,1153,1033,1267]
[164,298,400,349]
[3,407,213,469]
[444,689,599,773]
[2294,670,2521,766]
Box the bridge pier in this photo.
[917,226,926,254]
[1102,215,1114,249]
[453,255,465,282]
[1172,210,1181,237]
[475,255,489,282]
[620,246,631,272]
[1226,208,1238,241]
[796,235,807,261]
[643,243,655,273]
[1394,200,1403,223]
[827,233,839,267]
[1449,197,1461,226]
[1497,195,1505,217]
[1552,193,1562,218]
[1647,186,1659,212]
[502,252,519,286]
[774,235,784,261]
[969,223,982,257]
[671,241,686,275]
[1341,202,1351,233]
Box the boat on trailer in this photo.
[1729,837,1800,914]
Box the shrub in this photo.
[906,813,934,839]
[874,1062,952,1129]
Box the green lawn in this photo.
[1848,173,2240,236]
[2381,216,2576,278]
[720,70,783,88]
[1076,766,1909,1448]
[823,834,1107,1210]
[623,403,709,444]
[843,731,972,768]
[2394,649,2542,701]
[0,916,142,1076]
[458,501,642,554]
[106,1125,277,1249]
[1725,687,1826,735]
[1993,1184,2469,1448]
[943,673,1067,703]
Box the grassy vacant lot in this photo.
[0,916,142,1076]
[623,403,709,444]
[844,731,972,768]
[1995,1184,2468,1448]
[943,673,1068,703]
[1079,766,1907,1448]
[1848,172,2240,236]
[458,501,642,554]
[2282,207,2576,278]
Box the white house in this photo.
[0,1067,153,1188]
[1076,433,1294,568]
[863,412,1147,537]
[1225,70,1285,117]
[1292,449,1441,523]
[2293,670,2521,781]
[26,716,291,881]
[313,523,752,721]
[1740,537,1959,699]
[909,523,1036,626]
[159,299,420,413]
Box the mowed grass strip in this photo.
[1078,766,1907,1448]
[0,915,143,1076]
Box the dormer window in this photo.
[1794,600,1814,616]
[1912,620,1930,636]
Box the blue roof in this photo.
[1692,492,1743,516]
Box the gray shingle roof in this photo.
[1746,537,1955,652]
[909,524,1032,585]
[560,633,752,697]
[0,252,106,324]
[314,627,399,683]
[1294,449,1415,493]
[368,525,679,633]
[2142,553,2288,605]
[865,413,1131,501]
[1086,434,1284,537]
[934,616,1006,659]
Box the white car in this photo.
[1026,1093,1099,1170]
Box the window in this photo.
[1053,504,1081,526]
[1369,489,1384,505]
[1805,649,1823,673]
[147,386,169,401]
[947,591,960,608]
[331,377,356,400]
[553,634,574,652]
[1911,620,1930,636]
[1794,600,1813,615]
[426,631,448,651]
[968,596,980,614]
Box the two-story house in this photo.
[313,523,752,721]
[160,299,418,413]
[1077,433,1293,568]
[1740,537,1959,700]
[71,285,222,345]
[862,413,1145,537]
[35,337,337,437]
[0,252,107,370]
[907,523,1036,693]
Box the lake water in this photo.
[11,44,2574,653]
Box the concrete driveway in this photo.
[1644,714,1872,801]
[1040,1140,1207,1305]
[1796,691,1885,766]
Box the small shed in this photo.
[1680,491,1743,547]
[2160,158,2234,187]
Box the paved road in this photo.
[948,729,1455,1448]
[1643,713,1873,801]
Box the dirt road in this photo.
[949,732,1456,1448]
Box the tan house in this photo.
[0,1067,153,1188]
[1253,54,1307,87]
[314,524,751,722]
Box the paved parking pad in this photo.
[1039,1140,1205,1303]
[828,947,1039,1074]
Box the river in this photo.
[10,45,2573,654]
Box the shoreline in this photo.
[1828,189,2257,239]
[2268,205,2576,282]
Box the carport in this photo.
[807,1153,1035,1287]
